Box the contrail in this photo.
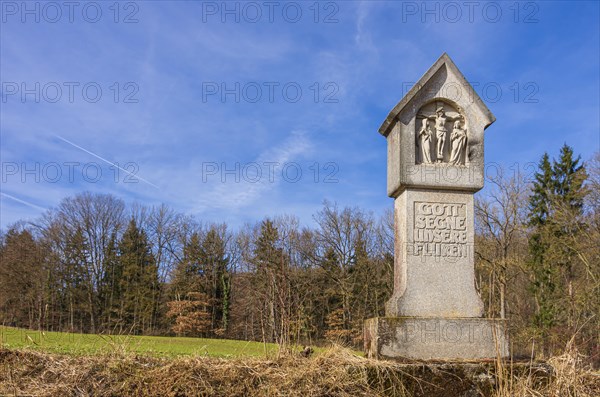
[1,192,47,211]
[55,135,160,189]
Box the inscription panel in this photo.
[412,201,467,257]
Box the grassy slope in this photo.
[0,326,278,358]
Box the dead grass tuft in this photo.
[1,345,598,397]
[494,339,599,397]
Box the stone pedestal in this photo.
[365,318,508,361]
[386,190,483,318]
[366,53,508,361]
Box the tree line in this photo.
[1,145,598,364]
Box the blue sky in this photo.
[1,1,599,229]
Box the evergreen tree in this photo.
[552,144,586,211]
[170,232,203,301]
[62,227,90,332]
[528,152,556,329]
[99,231,121,331]
[168,229,230,336]
[199,227,230,334]
[529,153,553,227]
[527,144,588,346]
[117,219,160,334]
[546,144,587,328]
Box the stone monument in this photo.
[364,53,509,360]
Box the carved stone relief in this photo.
[416,101,467,165]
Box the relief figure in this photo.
[418,118,434,164]
[420,106,463,163]
[449,120,467,165]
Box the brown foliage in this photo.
[324,308,353,344]
[166,292,212,337]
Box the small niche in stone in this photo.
[416,101,468,166]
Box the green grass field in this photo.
[0,326,279,358]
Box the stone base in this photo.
[364,317,508,361]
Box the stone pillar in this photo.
[364,53,509,361]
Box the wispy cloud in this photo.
[193,130,312,212]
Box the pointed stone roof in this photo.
[378,53,496,137]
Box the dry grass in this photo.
[1,344,598,397]
[494,340,600,397]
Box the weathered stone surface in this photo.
[365,317,508,361]
[379,53,495,197]
[386,189,484,318]
[365,53,508,361]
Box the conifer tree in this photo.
[547,144,587,328]
[528,152,556,329]
[117,219,159,334]
[170,232,203,301]
[99,231,120,331]
[528,144,587,344]
[552,144,586,211]
[199,227,230,334]
[62,227,90,332]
